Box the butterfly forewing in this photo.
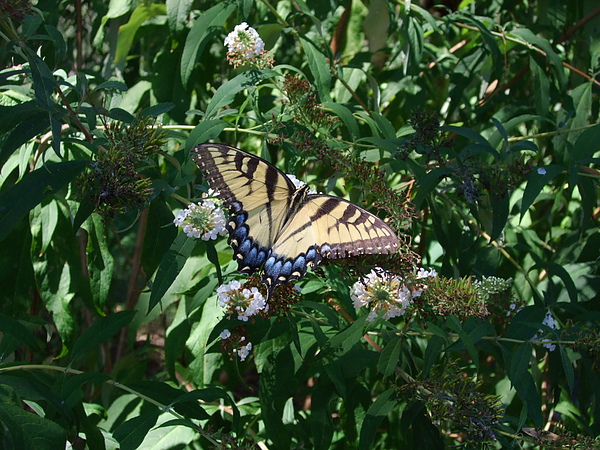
[193,144,298,276]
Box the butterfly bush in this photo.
[217,280,268,322]
[173,190,227,240]
[224,22,273,68]
[351,268,437,322]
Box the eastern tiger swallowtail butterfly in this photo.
[192,143,399,297]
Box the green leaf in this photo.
[406,16,424,69]
[113,408,161,449]
[148,232,196,314]
[506,306,545,341]
[25,48,56,111]
[360,388,396,450]
[446,315,479,371]
[166,0,193,34]
[570,122,600,163]
[569,82,593,143]
[180,2,237,85]
[530,258,578,303]
[456,14,503,81]
[115,3,167,65]
[172,387,239,427]
[371,112,396,140]
[311,377,335,449]
[530,54,550,115]
[72,193,95,233]
[413,167,454,209]
[141,199,177,278]
[0,161,87,242]
[69,310,136,365]
[490,193,509,241]
[327,315,368,355]
[520,164,563,220]
[377,337,402,377]
[513,371,543,426]
[0,314,40,351]
[186,119,228,150]
[204,240,222,284]
[0,401,67,449]
[559,346,575,394]
[83,214,114,314]
[141,102,175,118]
[0,109,49,168]
[509,343,532,383]
[30,206,78,354]
[423,335,445,378]
[204,69,278,119]
[299,36,331,101]
[37,199,59,253]
[259,347,293,448]
[510,27,567,89]
[506,343,543,426]
[324,102,359,139]
[442,125,498,157]
[356,137,401,159]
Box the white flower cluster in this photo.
[351,269,412,322]
[217,280,268,322]
[224,22,265,59]
[533,308,557,352]
[173,196,227,240]
[219,329,253,361]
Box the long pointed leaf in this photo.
[148,232,196,313]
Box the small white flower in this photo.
[350,268,412,321]
[224,22,265,59]
[537,167,547,175]
[173,199,228,240]
[366,311,379,322]
[542,309,555,329]
[220,329,231,340]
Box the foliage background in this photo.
[0,0,599,448]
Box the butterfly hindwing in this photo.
[192,143,400,297]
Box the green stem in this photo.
[257,0,289,27]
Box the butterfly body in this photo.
[192,144,399,297]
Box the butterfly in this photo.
[192,144,399,297]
